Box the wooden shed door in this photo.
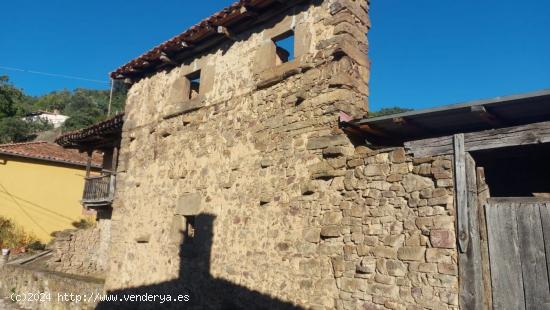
[485,198,550,310]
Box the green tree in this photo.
[368,107,413,118]
[0,76,24,118]
[33,89,72,112]
[0,117,52,143]
[0,74,128,140]
[61,91,104,131]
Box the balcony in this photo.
[82,173,115,207]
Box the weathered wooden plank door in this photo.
[485,198,550,310]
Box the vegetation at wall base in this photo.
[0,216,43,250]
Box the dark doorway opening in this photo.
[471,142,550,197]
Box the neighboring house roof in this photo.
[55,113,124,149]
[342,89,550,145]
[0,141,102,168]
[25,110,67,117]
[110,0,306,80]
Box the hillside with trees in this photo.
[0,75,126,143]
[0,74,413,144]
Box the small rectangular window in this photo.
[184,215,196,243]
[186,70,201,100]
[273,31,295,64]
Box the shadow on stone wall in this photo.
[96,214,301,309]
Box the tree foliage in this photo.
[368,107,413,118]
[0,117,52,143]
[0,75,127,143]
[0,75,24,118]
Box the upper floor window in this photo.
[186,70,201,100]
[273,31,295,64]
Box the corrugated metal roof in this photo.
[344,89,550,144]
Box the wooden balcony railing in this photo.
[82,174,115,206]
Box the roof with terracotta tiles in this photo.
[110,0,305,80]
[55,113,123,149]
[0,141,102,168]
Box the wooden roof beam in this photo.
[159,52,176,65]
[239,5,259,17]
[471,105,504,127]
[217,26,238,41]
[392,116,429,136]
[357,124,390,138]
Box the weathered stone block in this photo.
[426,249,454,263]
[307,135,349,150]
[418,262,438,273]
[365,283,399,298]
[357,257,376,274]
[438,263,458,275]
[436,179,453,188]
[357,245,371,256]
[364,164,390,176]
[253,40,276,74]
[430,230,455,249]
[386,259,407,277]
[323,211,343,225]
[163,96,205,119]
[389,148,406,163]
[323,146,353,157]
[397,247,426,261]
[304,228,322,243]
[175,193,202,216]
[309,161,346,179]
[402,174,434,193]
[321,226,341,238]
[294,21,312,58]
[374,246,397,259]
[347,158,364,168]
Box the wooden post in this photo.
[111,146,119,173]
[454,133,469,253]
[455,142,486,310]
[85,148,93,178]
[477,167,493,310]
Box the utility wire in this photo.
[0,182,49,235]
[0,65,109,85]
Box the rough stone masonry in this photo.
[105,0,458,309]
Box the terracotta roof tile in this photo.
[55,113,124,148]
[111,0,305,80]
[0,141,102,168]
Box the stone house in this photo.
[94,0,550,309]
[23,110,70,128]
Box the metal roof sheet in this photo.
[344,89,550,144]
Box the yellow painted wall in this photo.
[0,156,89,242]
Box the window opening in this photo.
[273,31,295,64]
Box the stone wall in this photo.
[0,264,103,310]
[47,217,110,278]
[103,0,457,309]
[306,144,458,309]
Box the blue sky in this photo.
[1,0,549,111]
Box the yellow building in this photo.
[0,141,101,242]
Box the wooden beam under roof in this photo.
[471,105,505,127]
[392,116,429,136]
[217,26,238,41]
[405,120,550,157]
